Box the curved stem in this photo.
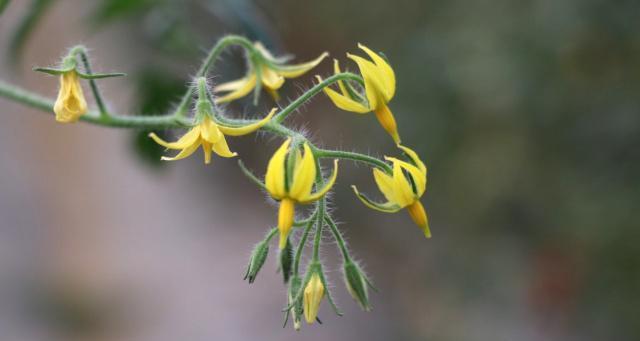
[172,35,255,119]
[292,209,317,275]
[324,215,351,262]
[314,147,392,173]
[77,49,108,118]
[273,72,363,124]
[312,193,326,262]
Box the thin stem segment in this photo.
[77,50,108,118]
[172,35,255,119]
[325,214,351,262]
[273,72,363,124]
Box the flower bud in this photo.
[54,70,87,123]
[243,239,269,284]
[303,273,325,324]
[279,237,293,283]
[288,276,303,330]
[343,261,371,311]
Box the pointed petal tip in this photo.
[423,228,432,239]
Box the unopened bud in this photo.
[303,273,325,324]
[343,261,372,311]
[244,239,269,284]
[288,276,303,330]
[279,237,293,283]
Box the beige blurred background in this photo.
[1,0,639,340]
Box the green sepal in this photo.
[343,78,367,103]
[352,185,402,213]
[285,275,303,330]
[76,71,126,79]
[252,62,263,106]
[283,262,319,311]
[33,66,75,76]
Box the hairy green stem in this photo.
[0,81,190,128]
[325,215,351,262]
[273,72,363,123]
[77,50,108,117]
[312,195,326,262]
[314,148,392,173]
[292,210,317,275]
[172,35,255,119]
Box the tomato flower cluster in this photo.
[32,36,431,330]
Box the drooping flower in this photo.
[303,273,325,324]
[352,145,430,237]
[265,139,338,248]
[149,109,275,164]
[214,42,328,103]
[318,44,401,143]
[53,70,87,123]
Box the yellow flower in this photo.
[53,70,87,123]
[319,44,401,143]
[352,145,430,237]
[214,42,328,103]
[303,273,325,324]
[149,109,275,164]
[265,139,338,248]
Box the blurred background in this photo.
[1,0,639,340]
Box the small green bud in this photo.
[244,239,269,284]
[343,261,372,311]
[288,275,303,330]
[278,237,293,283]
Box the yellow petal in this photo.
[54,71,87,123]
[201,141,213,164]
[278,198,295,249]
[214,73,257,103]
[218,108,276,136]
[318,76,370,114]
[289,143,316,201]
[357,44,396,101]
[374,104,401,144]
[261,66,285,90]
[397,145,427,175]
[300,159,339,204]
[347,53,386,110]
[266,88,280,101]
[211,135,237,158]
[372,167,402,205]
[160,140,201,162]
[387,157,426,197]
[303,274,324,324]
[148,126,201,149]
[390,160,415,206]
[265,138,291,199]
[275,52,329,78]
[213,77,248,92]
[199,117,223,143]
[407,201,430,238]
[351,185,402,213]
[333,59,349,96]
